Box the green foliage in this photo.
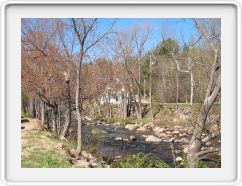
[154,38,179,57]
[111,153,169,168]
[21,112,30,118]
[41,153,65,167]
[22,150,71,168]
[177,155,208,168]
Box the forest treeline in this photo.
[21,18,221,167]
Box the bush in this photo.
[40,152,70,168]
[177,156,208,168]
[111,153,169,168]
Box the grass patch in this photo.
[111,153,169,168]
[21,121,73,168]
[21,112,31,118]
[22,150,71,168]
[176,155,208,168]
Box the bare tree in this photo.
[131,23,151,118]
[71,18,116,156]
[187,19,221,167]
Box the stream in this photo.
[76,120,221,168]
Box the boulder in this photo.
[125,124,136,130]
[76,160,89,168]
[172,130,180,135]
[115,137,123,141]
[205,141,212,146]
[84,116,92,121]
[175,156,183,163]
[143,122,153,129]
[174,125,182,129]
[166,131,172,135]
[81,151,93,160]
[114,155,122,159]
[174,150,182,154]
[178,138,190,144]
[141,134,148,138]
[153,126,165,133]
[136,126,147,131]
[145,135,162,143]
[129,135,137,141]
[183,147,188,153]
[70,148,77,157]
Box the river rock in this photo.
[129,135,137,141]
[125,124,136,130]
[143,122,153,129]
[156,133,167,139]
[166,131,172,135]
[174,150,182,154]
[84,116,92,121]
[76,159,89,168]
[183,146,188,153]
[145,135,162,143]
[114,155,122,159]
[81,151,93,160]
[178,138,190,144]
[172,130,180,135]
[70,148,77,157]
[205,141,212,146]
[153,126,165,133]
[115,137,123,141]
[136,126,147,131]
[175,157,183,163]
[97,120,102,125]
[141,134,148,138]
[174,125,182,129]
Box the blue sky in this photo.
[98,18,197,53]
[22,18,199,60]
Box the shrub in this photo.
[111,153,169,168]
[177,155,208,168]
[40,152,70,168]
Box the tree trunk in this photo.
[40,99,45,124]
[75,62,82,156]
[122,91,128,119]
[137,55,142,119]
[52,106,58,133]
[187,74,220,167]
[143,79,147,99]
[190,70,194,105]
[60,79,71,140]
[176,70,179,109]
[137,93,142,119]
[149,55,153,120]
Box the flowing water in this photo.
[73,120,221,168]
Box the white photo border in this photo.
[0,1,242,185]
